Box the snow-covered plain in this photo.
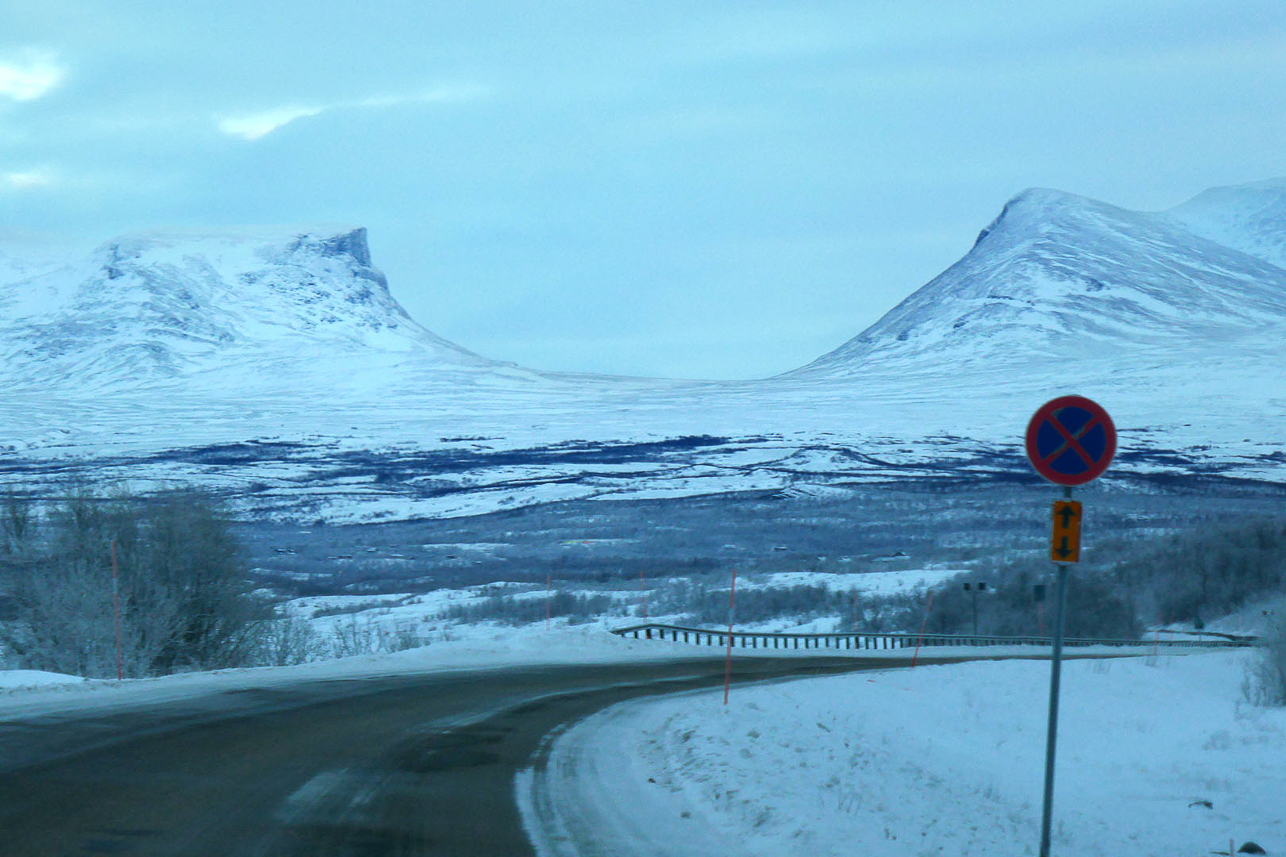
[523,650,1284,857]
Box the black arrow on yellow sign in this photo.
[1051,500,1082,563]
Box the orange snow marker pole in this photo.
[111,539,123,681]
[722,569,738,706]
[545,573,552,631]
[639,568,648,620]
[910,589,935,668]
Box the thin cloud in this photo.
[1,168,54,190]
[217,83,490,141]
[217,105,326,141]
[0,48,66,102]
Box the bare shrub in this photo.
[257,616,323,666]
[390,621,426,651]
[1244,615,1286,707]
[329,614,384,658]
[2,488,264,677]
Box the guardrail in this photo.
[610,623,1257,651]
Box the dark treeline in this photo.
[1109,518,1286,626]
[440,514,1286,643]
[921,568,1141,639]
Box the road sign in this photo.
[1025,396,1116,486]
[1026,397,1116,857]
[1050,500,1082,563]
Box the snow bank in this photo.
[0,670,85,690]
[524,650,1284,856]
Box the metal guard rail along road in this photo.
[610,623,1256,651]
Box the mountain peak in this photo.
[791,182,1286,379]
[0,224,491,389]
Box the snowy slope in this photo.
[1167,177,1286,270]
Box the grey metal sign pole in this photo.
[1038,486,1072,857]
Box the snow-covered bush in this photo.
[256,616,322,666]
[1244,614,1286,707]
[1,488,265,677]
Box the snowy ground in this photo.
[521,649,1283,857]
[0,564,975,721]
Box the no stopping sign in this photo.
[1025,396,1116,486]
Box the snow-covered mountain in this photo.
[1166,178,1286,270]
[0,226,497,391]
[1,180,1283,523]
[792,185,1286,377]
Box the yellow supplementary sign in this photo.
[1050,500,1082,563]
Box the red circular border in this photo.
[1025,395,1117,486]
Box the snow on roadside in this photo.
[0,622,694,720]
[526,650,1284,857]
[0,618,915,722]
[0,670,86,690]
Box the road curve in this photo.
[0,655,921,856]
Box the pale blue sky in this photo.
[2,1,1285,378]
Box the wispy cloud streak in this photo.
[1,168,54,191]
[216,83,490,141]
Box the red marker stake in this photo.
[545,573,551,631]
[111,539,123,681]
[910,589,935,668]
[722,569,737,706]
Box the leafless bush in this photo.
[327,614,427,657]
[390,621,426,652]
[330,614,382,658]
[1,487,265,678]
[1244,614,1286,707]
[257,617,323,666]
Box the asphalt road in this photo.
[0,655,926,856]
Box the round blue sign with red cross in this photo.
[1025,395,1117,486]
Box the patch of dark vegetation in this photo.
[150,440,313,466]
[921,566,1141,639]
[313,435,731,485]
[441,589,616,626]
[1108,517,1286,626]
[232,479,1286,608]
